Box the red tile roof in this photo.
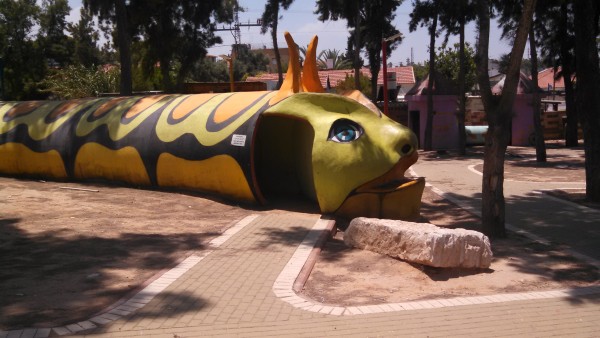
[537,67,571,90]
[246,67,415,88]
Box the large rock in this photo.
[344,218,492,269]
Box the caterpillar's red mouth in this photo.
[335,151,425,220]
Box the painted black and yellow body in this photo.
[0,33,425,220]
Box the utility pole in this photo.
[214,7,262,92]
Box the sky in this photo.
[65,0,514,66]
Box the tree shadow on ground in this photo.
[429,190,600,289]
[418,148,485,162]
[508,157,585,169]
[420,265,495,281]
[0,217,215,330]
[486,192,597,305]
[112,291,208,320]
[256,226,313,249]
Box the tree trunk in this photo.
[481,115,509,238]
[160,55,173,93]
[115,0,132,96]
[562,63,577,146]
[424,13,437,151]
[529,23,546,162]
[560,2,578,147]
[574,0,600,202]
[353,8,361,90]
[371,67,378,103]
[457,19,467,155]
[271,15,283,90]
[476,0,537,238]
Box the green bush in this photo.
[41,64,120,99]
[334,73,372,98]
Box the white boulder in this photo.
[344,218,492,269]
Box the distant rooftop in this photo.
[246,66,415,88]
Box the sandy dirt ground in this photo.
[1,144,598,330]
[301,187,598,305]
[302,144,598,305]
[0,180,264,329]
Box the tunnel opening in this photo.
[253,114,317,204]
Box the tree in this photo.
[497,53,540,75]
[361,0,403,102]
[188,58,230,83]
[317,0,402,101]
[0,0,45,100]
[38,0,72,68]
[410,0,439,151]
[412,62,429,81]
[84,0,133,95]
[475,0,537,238]
[497,0,546,162]
[261,0,294,89]
[537,0,578,147]
[574,0,600,202]
[556,1,578,147]
[137,0,178,92]
[435,43,477,92]
[187,45,268,83]
[137,0,237,92]
[317,49,352,70]
[529,23,546,162]
[315,0,365,90]
[68,7,103,67]
[231,44,269,80]
[438,0,477,155]
[410,44,477,89]
[334,73,371,97]
[174,1,236,91]
[130,41,161,92]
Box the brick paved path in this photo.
[80,214,599,337]
[2,213,599,337]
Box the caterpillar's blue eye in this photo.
[328,119,363,143]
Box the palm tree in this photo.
[317,49,352,69]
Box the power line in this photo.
[214,6,261,48]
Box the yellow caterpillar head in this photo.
[254,33,425,220]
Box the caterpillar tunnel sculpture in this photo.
[0,33,425,220]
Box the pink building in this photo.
[405,72,459,150]
[491,73,544,146]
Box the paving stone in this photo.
[18,213,600,337]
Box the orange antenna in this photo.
[269,32,302,105]
[302,35,325,93]
[302,36,325,93]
